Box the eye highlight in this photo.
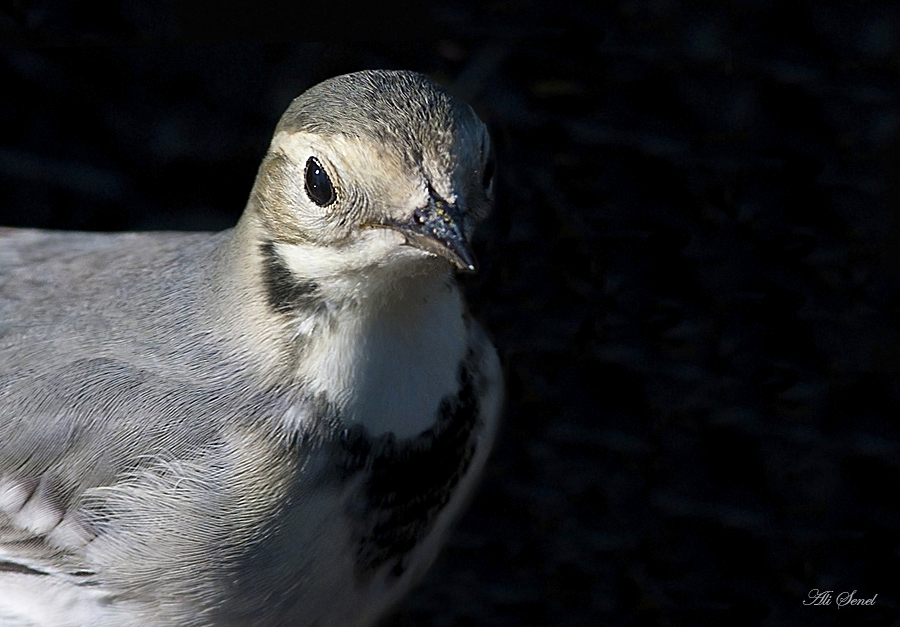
[304,157,336,207]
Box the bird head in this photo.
[246,70,494,282]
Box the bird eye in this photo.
[304,157,335,207]
[482,155,495,192]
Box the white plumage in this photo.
[0,70,502,626]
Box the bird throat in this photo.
[260,240,470,440]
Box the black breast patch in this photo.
[336,352,483,579]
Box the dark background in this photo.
[2,3,900,626]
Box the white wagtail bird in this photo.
[0,70,502,627]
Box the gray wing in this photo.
[0,228,292,585]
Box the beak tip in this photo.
[451,249,478,274]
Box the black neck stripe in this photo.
[259,242,320,315]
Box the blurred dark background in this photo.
[2,3,900,626]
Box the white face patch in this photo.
[274,229,409,281]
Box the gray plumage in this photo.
[0,70,502,627]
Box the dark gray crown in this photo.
[277,70,480,148]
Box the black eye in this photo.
[482,154,495,192]
[304,157,335,207]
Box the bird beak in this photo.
[381,192,478,273]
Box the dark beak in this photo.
[383,192,477,273]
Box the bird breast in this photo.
[285,275,469,440]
